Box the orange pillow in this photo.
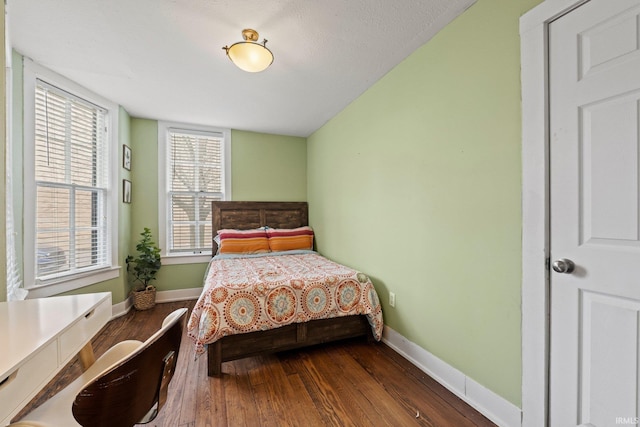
[266,226,314,252]
[217,229,270,254]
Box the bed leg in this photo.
[208,340,222,377]
[297,322,307,342]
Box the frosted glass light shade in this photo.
[226,42,273,73]
[223,29,274,73]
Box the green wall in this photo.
[307,0,540,407]
[232,130,307,201]
[129,120,307,292]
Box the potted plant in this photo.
[126,228,162,310]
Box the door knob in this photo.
[552,258,575,274]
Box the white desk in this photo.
[0,292,112,425]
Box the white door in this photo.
[550,0,640,425]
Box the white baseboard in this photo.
[110,287,201,319]
[382,326,522,427]
[111,297,132,318]
[155,287,202,303]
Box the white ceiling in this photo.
[8,0,475,137]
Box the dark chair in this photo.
[10,308,187,427]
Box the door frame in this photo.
[520,1,590,426]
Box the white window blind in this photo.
[34,80,110,280]
[168,129,225,254]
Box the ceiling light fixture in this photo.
[223,29,274,73]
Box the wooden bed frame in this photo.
[206,201,373,376]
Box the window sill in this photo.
[26,266,121,299]
[161,254,212,265]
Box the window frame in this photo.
[158,121,231,265]
[23,59,120,298]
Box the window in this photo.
[24,60,119,297]
[158,122,231,263]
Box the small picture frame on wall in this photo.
[123,144,132,170]
[123,179,132,204]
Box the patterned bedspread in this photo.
[187,251,384,355]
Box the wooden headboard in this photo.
[211,201,309,253]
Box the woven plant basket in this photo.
[132,285,157,311]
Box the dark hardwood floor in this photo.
[15,300,496,427]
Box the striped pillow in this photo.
[217,229,270,254]
[266,226,314,252]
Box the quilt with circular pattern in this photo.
[187,251,384,355]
